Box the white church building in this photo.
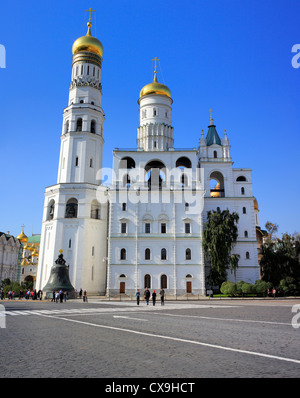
[36,18,260,297]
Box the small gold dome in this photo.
[32,249,39,257]
[139,73,171,100]
[210,183,221,198]
[21,258,28,267]
[17,229,28,243]
[254,198,259,211]
[72,22,104,57]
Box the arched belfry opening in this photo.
[145,159,166,190]
[119,157,136,169]
[210,171,225,198]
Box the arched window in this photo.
[65,120,69,133]
[76,118,82,132]
[186,248,191,260]
[65,198,78,218]
[91,120,96,134]
[145,248,151,260]
[246,251,250,259]
[69,239,72,249]
[47,199,55,221]
[90,200,101,219]
[161,248,167,260]
[244,230,248,238]
[144,274,151,289]
[214,150,217,158]
[120,248,126,260]
[243,207,246,214]
[241,187,245,195]
[75,156,79,166]
[161,274,167,289]
[236,176,247,182]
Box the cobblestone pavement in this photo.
[0,298,300,379]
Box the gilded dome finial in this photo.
[209,109,214,125]
[85,8,96,36]
[152,57,160,81]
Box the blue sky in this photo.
[0,0,299,237]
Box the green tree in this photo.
[279,277,297,296]
[265,221,278,240]
[203,209,239,286]
[260,232,300,287]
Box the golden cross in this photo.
[152,57,160,74]
[85,7,96,22]
[21,224,25,231]
[209,109,213,120]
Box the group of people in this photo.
[51,290,69,303]
[0,289,43,300]
[136,288,165,306]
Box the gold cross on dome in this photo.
[85,7,96,22]
[209,109,213,120]
[152,57,160,74]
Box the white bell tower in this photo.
[36,14,108,295]
[137,58,174,151]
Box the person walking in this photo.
[136,289,140,305]
[83,290,88,302]
[152,290,156,306]
[144,288,150,305]
[160,288,165,305]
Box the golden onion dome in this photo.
[254,198,259,211]
[32,249,39,257]
[210,183,221,198]
[17,229,28,243]
[72,22,103,57]
[21,258,28,267]
[139,72,171,100]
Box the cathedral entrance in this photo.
[120,282,125,294]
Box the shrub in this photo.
[254,280,271,296]
[220,281,237,296]
[241,282,254,295]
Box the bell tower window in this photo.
[76,118,82,132]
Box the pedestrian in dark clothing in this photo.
[136,289,140,305]
[83,290,87,302]
[51,291,55,302]
[152,290,156,306]
[144,288,150,305]
[160,289,165,305]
